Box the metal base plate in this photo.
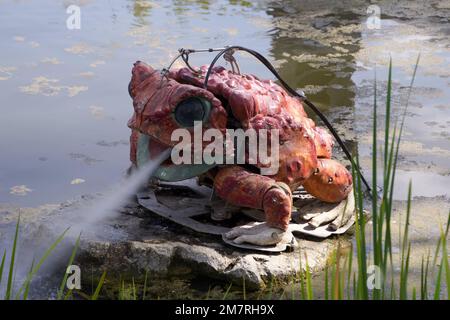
[137,179,355,252]
[137,179,230,236]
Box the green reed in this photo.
[319,55,449,300]
[0,216,68,300]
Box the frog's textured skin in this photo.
[128,61,352,234]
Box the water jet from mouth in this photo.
[65,149,171,236]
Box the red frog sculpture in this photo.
[128,61,353,246]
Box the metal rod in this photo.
[178,47,230,54]
[202,45,372,194]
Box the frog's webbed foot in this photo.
[225,222,292,246]
[213,166,294,246]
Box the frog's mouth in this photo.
[136,133,216,182]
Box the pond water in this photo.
[1,0,448,207]
[0,0,449,298]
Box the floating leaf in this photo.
[70,178,85,185]
[89,60,105,68]
[41,57,62,65]
[64,43,93,55]
[10,185,32,196]
[89,105,105,118]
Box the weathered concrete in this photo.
[76,199,341,290]
[0,195,342,291]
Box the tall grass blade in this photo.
[91,271,106,300]
[371,68,381,299]
[222,283,233,300]
[352,272,356,299]
[433,257,443,300]
[332,248,342,300]
[5,216,20,300]
[22,258,35,300]
[420,252,430,300]
[57,234,81,300]
[383,57,392,175]
[142,269,148,300]
[16,227,69,299]
[298,249,306,300]
[132,277,136,300]
[304,253,313,300]
[268,277,275,300]
[346,247,353,300]
[382,124,398,296]
[384,54,420,296]
[400,243,411,300]
[390,277,396,300]
[352,155,368,299]
[399,181,412,299]
[340,254,346,300]
[0,249,6,286]
[440,224,450,299]
[324,264,329,300]
[119,278,124,300]
[64,288,73,300]
[433,212,450,268]
[291,274,296,300]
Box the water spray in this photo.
[65,148,171,236]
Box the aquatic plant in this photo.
[0,216,68,300]
[294,55,450,300]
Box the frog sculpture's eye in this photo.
[174,97,211,127]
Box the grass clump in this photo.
[314,55,449,300]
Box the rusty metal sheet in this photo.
[137,180,355,252]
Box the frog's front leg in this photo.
[213,166,293,245]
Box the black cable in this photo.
[202,45,372,194]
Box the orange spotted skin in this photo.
[214,166,292,231]
[214,166,278,210]
[129,62,352,231]
[303,159,353,203]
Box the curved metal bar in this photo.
[181,52,201,74]
[202,45,372,193]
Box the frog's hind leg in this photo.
[213,166,292,231]
[303,158,353,203]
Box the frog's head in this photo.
[128,61,228,180]
[128,61,228,147]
